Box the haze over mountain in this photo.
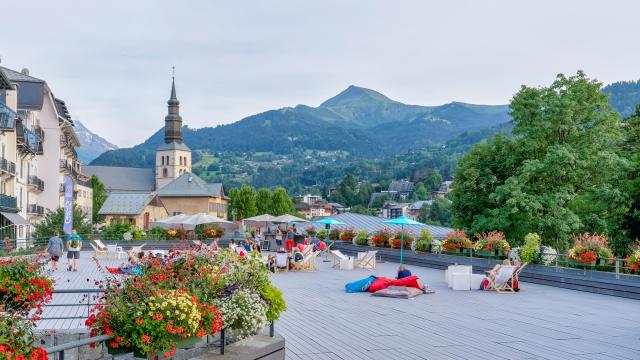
[88,80,640,168]
[75,120,118,163]
[90,85,510,167]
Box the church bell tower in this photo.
[155,71,192,190]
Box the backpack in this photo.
[70,237,79,249]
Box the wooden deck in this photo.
[39,251,640,359]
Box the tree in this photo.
[452,72,629,250]
[414,182,429,201]
[350,205,377,216]
[428,198,452,226]
[90,175,107,224]
[229,185,257,220]
[422,170,443,191]
[256,188,272,214]
[34,206,93,240]
[270,187,295,216]
[621,105,640,251]
[370,194,388,209]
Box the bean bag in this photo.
[345,275,378,293]
[372,286,423,299]
[368,275,422,292]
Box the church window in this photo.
[163,168,168,177]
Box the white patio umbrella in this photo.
[182,212,232,226]
[272,214,308,223]
[151,213,191,229]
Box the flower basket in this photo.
[173,335,202,349]
[474,250,494,258]
[107,341,131,356]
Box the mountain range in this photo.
[87,80,640,168]
[75,120,118,164]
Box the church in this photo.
[85,77,228,228]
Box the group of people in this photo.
[44,229,83,272]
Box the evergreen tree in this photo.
[414,182,429,200]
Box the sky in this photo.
[2,0,640,147]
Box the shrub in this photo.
[520,233,541,263]
[101,221,134,240]
[540,245,558,265]
[317,229,327,240]
[306,226,317,237]
[261,284,286,321]
[355,230,369,246]
[431,239,443,253]
[371,228,392,247]
[474,231,510,256]
[391,230,414,249]
[339,228,356,242]
[0,314,48,360]
[0,258,54,315]
[442,229,472,251]
[148,226,166,240]
[329,228,341,240]
[568,233,614,264]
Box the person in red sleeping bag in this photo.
[368,275,423,292]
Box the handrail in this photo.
[44,334,112,355]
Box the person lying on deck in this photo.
[397,265,412,279]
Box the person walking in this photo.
[44,231,64,271]
[66,229,82,272]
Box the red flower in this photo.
[141,334,151,343]
[135,318,144,324]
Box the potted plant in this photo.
[625,244,640,273]
[371,228,392,247]
[391,230,414,249]
[415,228,434,253]
[339,228,356,242]
[0,314,48,360]
[474,231,510,258]
[567,233,614,267]
[519,233,541,264]
[442,229,472,254]
[354,230,370,246]
[306,226,317,237]
[0,258,53,316]
[329,228,341,241]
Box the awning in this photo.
[1,212,31,226]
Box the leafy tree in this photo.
[100,221,134,240]
[356,182,372,207]
[270,187,295,216]
[452,72,629,251]
[90,175,107,224]
[414,182,429,200]
[428,198,452,226]
[370,194,389,209]
[33,206,93,240]
[256,188,272,214]
[350,205,377,216]
[422,170,443,191]
[229,185,258,220]
[622,105,640,251]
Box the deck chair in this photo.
[106,244,125,260]
[94,239,107,251]
[275,252,289,273]
[128,243,146,257]
[301,244,313,257]
[356,250,377,270]
[330,250,349,269]
[90,242,107,257]
[490,265,518,293]
[293,251,319,272]
[192,240,202,247]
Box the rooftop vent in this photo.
[21,68,29,76]
[188,176,193,182]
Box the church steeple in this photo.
[164,68,183,143]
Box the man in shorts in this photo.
[66,229,82,272]
[44,231,64,271]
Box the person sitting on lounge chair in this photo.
[266,254,276,273]
[397,265,412,279]
[481,259,511,290]
[289,249,304,270]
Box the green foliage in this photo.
[452,72,631,252]
[520,233,541,263]
[256,188,272,215]
[229,185,258,219]
[370,193,389,209]
[414,182,429,200]
[148,226,166,240]
[621,106,640,254]
[33,206,92,240]
[355,230,369,245]
[418,228,434,244]
[101,221,134,240]
[261,284,287,322]
[270,187,295,216]
[350,205,377,216]
[90,175,107,224]
[427,198,452,226]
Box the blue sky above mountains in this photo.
[2,0,639,147]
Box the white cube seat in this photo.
[470,274,484,290]
[340,257,354,270]
[452,272,471,290]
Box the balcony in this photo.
[0,158,16,177]
[27,175,44,192]
[59,134,69,147]
[59,159,72,174]
[0,103,16,131]
[0,194,18,212]
[16,122,42,155]
[27,203,45,216]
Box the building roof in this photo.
[99,192,162,215]
[54,97,73,123]
[389,180,415,193]
[327,202,345,208]
[408,200,432,210]
[84,165,155,193]
[0,67,45,111]
[0,68,15,89]
[157,141,191,152]
[0,66,44,83]
[156,172,224,198]
[300,212,453,239]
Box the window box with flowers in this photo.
[339,228,356,242]
[567,233,614,267]
[390,230,414,249]
[329,228,341,241]
[371,228,392,247]
[474,231,510,258]
[626,246,640,274]
[442,229,473,254]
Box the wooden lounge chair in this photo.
[293,251,319,272]
[128,243,146,257]
[301,244,313,257]
[489,265,518,293]
[356,250,377,270]
[94,239,108,251]
[90,242,107,257]
[330,250,349,269]
[275,252,289,273]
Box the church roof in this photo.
[84,165,155,193]
[157,141,191,151]
[99,192,163,215]
[156,172,224,198]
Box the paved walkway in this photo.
[39,251,640,359]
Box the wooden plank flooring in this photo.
[38,251,640,359]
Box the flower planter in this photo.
[172,335,202,349]
[568,259,596,267]
[474,250,494,258]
